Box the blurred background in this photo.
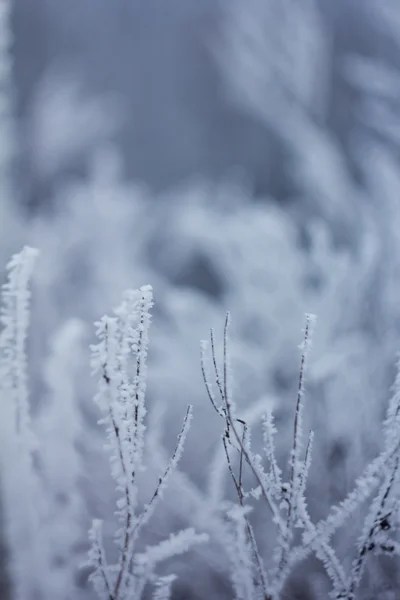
[2,0,400,598]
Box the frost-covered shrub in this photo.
[15,165,388,592]
[0,247,98,600]
[0,247,46,600]
[3,245,400,599]
[145,185,383,501]
[87,285,207,600]
[0,248,206,600]
[200,312,400,599]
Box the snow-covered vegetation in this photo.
[3,0,400,599]
[3,247,400,600]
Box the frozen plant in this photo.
[201,313,400,599]
[0,246,51,600]
[0,247,207,600]
[87,285,208,600]
[0,245,91,600]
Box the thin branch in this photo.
[224,428,270,598]
[210,327,225,404]
[200,340,224,417]
[346,456,400,599]
[131,405,193,541]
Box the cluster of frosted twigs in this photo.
[2,247,400,600]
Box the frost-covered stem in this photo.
[285,437,400,577]
[246,521,270,600]
[116,289,153,598]
[216,321,281,527]
[210,327,225,405]
[91,291,154,600]
[274,446,399,597]
[223,431,270,597]
[88,520,114,600]
[227,506,257,600]
[298,431,314,500]
[225,395,280,532]
[316,440,400,542]
[242,511,270,598]
[236,428,271,599]
[222,435,239,496]
[202,316,282,511]
[0,247,39,439]
[200,340,223,417]
[133,528,208,600]
[118,295,151,598]
[271,466,347,597]
[345,456,400,600]
[110,407,133,600]
[94,319,133,600]
[202,317,279,598]
[277,315,315,578]
[295,496,347,597]
[0,247,44,600]
[238,423,245,494]
[132,297,147,468]
[90,288,201,600]
[262,410,281,490]
[223,312,230,411]
[203,313,348,599]
[288,314,314,522]
[129,405,193,545]
[273,316,344,597]
[102,322,133,598]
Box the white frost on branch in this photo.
[87,285,206,600]
[201,309,400,598]
[0,247,50,600]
